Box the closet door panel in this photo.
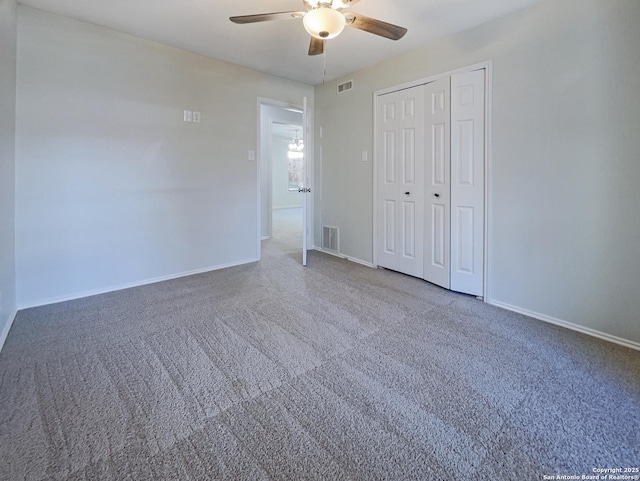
[397,86,425,278]
[450,69,485,296]
[376,92,400,270]
[424,77,451,289]
[376,86,425,279]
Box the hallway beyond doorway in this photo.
[263,208,303,257]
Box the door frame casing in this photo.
[372,60,493,301]
[257,97,314,261]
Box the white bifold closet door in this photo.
[376,86,425,278]
[450,70,485,296]
[377,69,485,297]
[424,77,451,289]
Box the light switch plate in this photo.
[192,111,201,123]
[361,150,368,162]
[248,150,255,161]
[184,110,193,122]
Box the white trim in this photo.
[304,98,315,257]
[0,308,18,354]
[18,258,258,311]
[374,61,493,97]
[256,99,266,261]
[489,300,640,352]
[313,247,375,268]
[483,61,494,302]
[346,256,375,269]
[314,246,343,259]
[317,144,323,254]
[267,119,274,238]
[372,90,378,268]
[272,205,304,210]
[261,235,271,241]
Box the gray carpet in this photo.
[1,208,639,480]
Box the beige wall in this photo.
[15,7,313,306]
[0,0,17,347]
[314,0,640,344]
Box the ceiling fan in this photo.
[230,0,408,56]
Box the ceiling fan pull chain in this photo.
[323,51,327,85]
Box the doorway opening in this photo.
[271,121,304,253]
[257,98,312,264]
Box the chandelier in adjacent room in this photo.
[288,131,304,160]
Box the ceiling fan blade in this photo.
[337,0,362,7]
[345,13,407,40]
[308,37,326,56]
[230,11,304,24]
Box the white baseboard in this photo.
[313,247,375,268]
[273,206,303,210]
[261,236,271,240]
[313,246,343,259]
[0,308,18,354]
[488,299,640,352]
[345,256,375,268]
[18,258,259,310]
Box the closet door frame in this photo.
[372,60,493,301]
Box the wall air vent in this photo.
[337,80,353,94]
[322,225,339,252]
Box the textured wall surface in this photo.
[15,7,313,306]
[0,0,17,347]
[314,0,640,344]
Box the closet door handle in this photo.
[434,193,440,198]
[405,192,411,195]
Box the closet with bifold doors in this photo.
[375,68,486,297]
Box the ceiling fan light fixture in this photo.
[303,7,346,40]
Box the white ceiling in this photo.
[17,0,545,86]
[272,122,304,142]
